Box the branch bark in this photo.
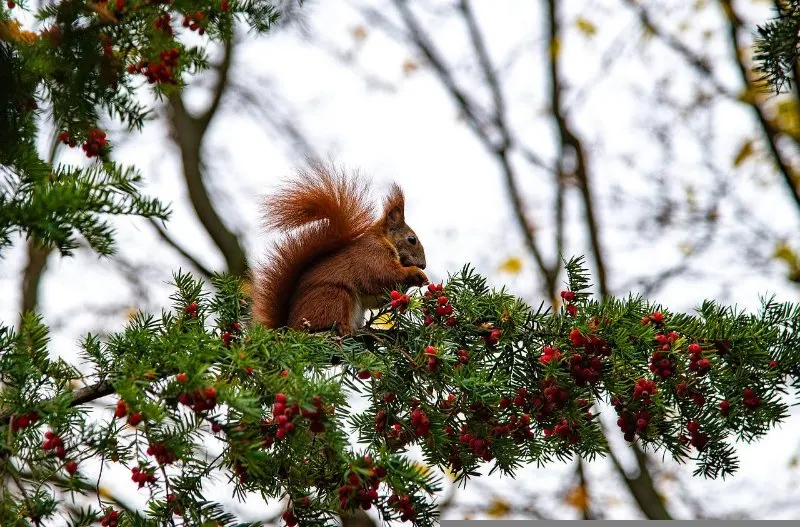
[720,0,800,213]
[167,39,248,277]
[545,0,608,299]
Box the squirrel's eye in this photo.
[407,235,417,245]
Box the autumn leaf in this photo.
[575,18,597,37]
[486,497,511,518]
[549,38,561,58]
[498,256,523,275]
[565,484,590,512]
[732,139,754,168]
[351,25,368,42]
[402,59,419,76]
[774,241,800,282]
[371,312,395,330]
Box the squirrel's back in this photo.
[252,163,374,329]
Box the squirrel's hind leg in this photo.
[288,284,356,336]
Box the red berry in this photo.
[127,412,143,426]
[651,312,663,323]
[560,291,575,302]
[719,400,730,416]
[566,304,578,317]
[176,372,188,384]
[769,359,779,368]
[65,461,78,475]
[357,369,371,379]
[204,387,217,399]
[390,290,402,300]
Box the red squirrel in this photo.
[252,163,428,335]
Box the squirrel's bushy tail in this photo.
[252,162,374,328]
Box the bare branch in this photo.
[147,218,215,280]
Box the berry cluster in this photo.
[743,388,761,409]
[424,345,439,372]
[182,11,206,34]
[422,284,455,326]
[388,493,416,522]
[300,394,327,434]
[454,348,469,367]
[567,329,610,386]
[271,393,298,440]
[178,386,218,413]
[130,466,157,488]
[632,378,657,404]
[338,456,386,511]
[614,404,652,442]
[685,420,708,451]
[58,131,76,148]
[100,510,119,527]
[282,509,299,527]
[410,407,430,436]
[686,343,710,376]
[641,311,665,325]
[221,321,241,347]
[539,346,562,365]
[115,400,143,426]
[675,381,706,407]
[10,411,39,432]
[128,48,180,84]
[183,302,198,318]
[146,443,177,465]
[481,324,502,347]
[42,430,66,459]
[649,350,674,379]
[561,290,578,317]
[544,418,580,444]
[153,13,173,36]
[389,290,410,312]
[81,128,107,158]
[458,428,495,460]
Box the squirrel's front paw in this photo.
[406,267,428,287]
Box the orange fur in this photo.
[252,163,427,335]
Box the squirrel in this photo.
[252,163,428,336]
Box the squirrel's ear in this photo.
[381,183,405,230]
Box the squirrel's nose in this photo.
[418,262,426,270]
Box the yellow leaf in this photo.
[772,98,800,140]
[565,484,590,512]
[240,279,252,297]
[411,462,431,478]
[402,59,419,76]
[486,498,511,518]
[351,25,368,42]
[371,312,395,330]
[549,38,560,58]
[498,257,523,275]
[124,307,138,320]
[98,487,113,499]
[575,18,596,37]
[774,242,800,282]
[732,140,754,168]
[678,242,694,256]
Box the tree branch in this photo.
[167,44,248,277]
[545,0,608,298]
[147,218,215,280]
[391,0,558,297]
[718,0,800,215]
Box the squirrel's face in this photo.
[382,185,426,269]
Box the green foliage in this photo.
[2,261,800,525]
[0,0,281,257]
[754,1,800,93]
